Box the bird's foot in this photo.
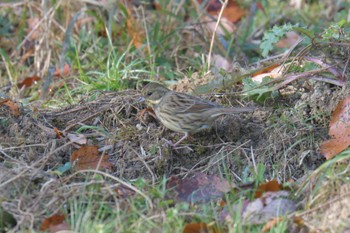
[161,138,193,151]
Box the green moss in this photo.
[117,126,138,140]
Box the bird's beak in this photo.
[135,96,146,103]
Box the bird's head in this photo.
[140,82,171,107]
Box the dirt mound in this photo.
[0,81,346,228]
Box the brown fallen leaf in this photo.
[201,0,247,23]
[262,217,283,232]
[70,145,113,171]
[54,63,71,77]
[243,190,296,224]
[320,137,350,160]
[41,214,70,233]
[255,180,283,198]
[183,222,208,233]
[183,222,223,233]
[201,15,236,35]
[275,31,301,48]
[328,95,350,137]
[166,173,234,204]
[67,133,87,145]
[115,184,136,198]
[251,63,283,83]
[0,99,20,117]
[320,95,350,159]
[17,76,41,89]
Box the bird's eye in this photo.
[146,91,152,96]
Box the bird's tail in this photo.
[210,106,256,118]
[225,106,256,113]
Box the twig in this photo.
[207,0,228,72]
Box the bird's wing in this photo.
[165,92,220,114]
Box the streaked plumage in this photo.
[141,82,254,147]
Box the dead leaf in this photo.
[262,217,283,232]
[183,222,208,233]
[67,133,87,145]
[183,222,222,233]
[115,184,136,198]
[0,99,20,117]
[17,76,41,89]
[320,95,350,159]
[328,95,350,137]
[54,63,71,77]
[41,214,70,233]
[255,180,283,198]
[320,137,350,160]
[252,63,281,77]
[70,145,113,171]
[166,173,234,204]
[251,64,283,83]
[293,216,304,226]
[202,15,236,35]
[211,54,232,71]
[276,31,301,48]
[243,190,296,224]
[201,0,247,23]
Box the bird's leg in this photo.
[162,132,192,150]
[173,132,189,147]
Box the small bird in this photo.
[139,82,254,147]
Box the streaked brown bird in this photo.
[140,82,254,147]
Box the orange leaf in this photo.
[251,63,283,83]
[328,95,350,137]
[320,95,350,159]
[262,217,283,232]
[41,214,70,233]
[17,76,41,89]
[183,222,208,233]
[201,0,246,23]
[252,63,281,77]
[293,216,304,226]
[255,180,283,198]
[54,63,71,77]
[183,222,223,233]
[320,136,350,160]
[1,99,20,117]
[70,145,113,171]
